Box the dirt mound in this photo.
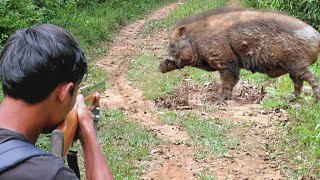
[155,80,267,109]
[233,80,267,102]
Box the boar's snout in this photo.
[159,57,178,73]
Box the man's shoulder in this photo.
[1,154,78,180]
[0,128,79,180]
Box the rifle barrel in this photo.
[79,81,106,97]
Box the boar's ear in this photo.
[178,26,187,38]
[172,25,187,39]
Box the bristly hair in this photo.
[173,7,288,30]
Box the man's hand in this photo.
[74,93,114,179]
[75,93,100,140]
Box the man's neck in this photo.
[0,97,48,144]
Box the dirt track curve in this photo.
[95,0,287,179]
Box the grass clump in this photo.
[158,110,236,155]
[99,109,162,179]
[240,70,273,85]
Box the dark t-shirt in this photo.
[0,128,79,180]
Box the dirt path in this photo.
[96,0,286,179]
[96,1,198,179]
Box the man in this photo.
[0,24,113,179]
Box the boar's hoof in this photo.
[159,58,178,73]
[216,93,232,101]
[315,90,320,103]
[288,96,299,102]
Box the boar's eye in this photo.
[169,43,179,57]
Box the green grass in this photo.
[271,105,320,178]
[240,69,273,85]
[126,55,216,100]
[157,110,237,155]
[126,55,184,99]
[140,0,227,36]
[85,65,108,86]
[124,0,320,178]
[197,167,216,180]
[98,109,162,179]
[257,59,320,178]
[234,61,320,178]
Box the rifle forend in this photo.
[50,81,106,158]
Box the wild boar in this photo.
[159,8,320,101]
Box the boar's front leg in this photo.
[218,67,240,100]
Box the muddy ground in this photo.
[96,0,288,179]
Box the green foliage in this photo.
[161,0,227,29]
[140,0,227,35]
[0,0,41,49]
[243,0,320,30]
[0,0,175,59]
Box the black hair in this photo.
[0,24,87,104]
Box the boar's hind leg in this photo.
[300,69,320,101]
[289,67,320,101]
[219,68,240,100]
[289,74,303,98]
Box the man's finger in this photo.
[89,93,100,111]
[94,92,100,106]
[76,94,87,109]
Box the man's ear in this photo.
[57,82,75,103]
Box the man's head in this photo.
[0,24,87,104]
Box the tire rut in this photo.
[95,0,288,179]
[95,1,200,179]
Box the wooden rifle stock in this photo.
[50,81,106,158]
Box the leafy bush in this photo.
[244,0,320,30]
[0,0,175,58]
[0,0,42,49]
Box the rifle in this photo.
[50,81,106,178]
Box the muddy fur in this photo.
[159,7,320,101]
